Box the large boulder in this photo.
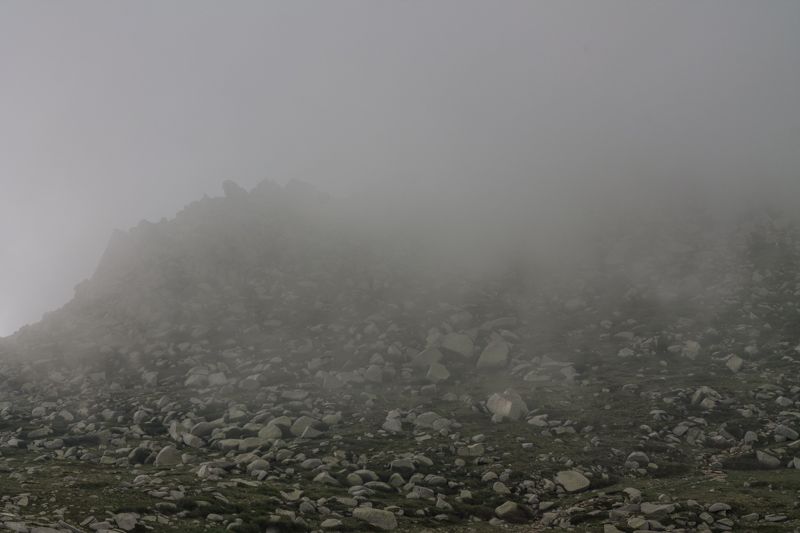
[154,445,182,467]
[486,389,528,421]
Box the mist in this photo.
[2,0,799,335]
[3,2,800,531]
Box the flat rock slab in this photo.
[555,470,590,493]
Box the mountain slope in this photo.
[0,181,800,532]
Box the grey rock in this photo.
[726,354,744,373]
[555,470,590,493]
[114,513,138,531]
[756,450,781,469]
[440,333,474,358]
[495,500,527,522]
[426,362,450,383]
[476,339,510,369]
[154,445,182,467]
[775,424,798,440]
[487,389,528,421]
[352,507,397,530]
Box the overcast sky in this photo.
[1,1,799,336]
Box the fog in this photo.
[2,0,800,336]
[3,4,800,528]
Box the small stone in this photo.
[114,513,138,531]
[492,481,511,495]
[494,500,527,522]
[726,354,744,373]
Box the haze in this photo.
[2,0,799,336]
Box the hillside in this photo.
[0,181,799,532]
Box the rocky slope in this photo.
[0,181,800,532]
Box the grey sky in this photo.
[1,1,799,335]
